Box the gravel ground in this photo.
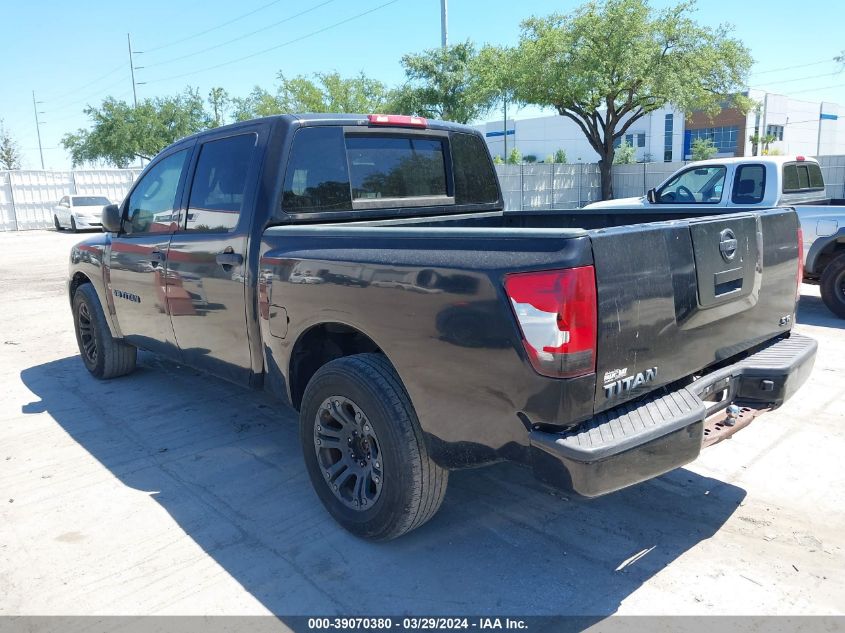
[0,230,842,618]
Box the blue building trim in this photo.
[820,113,838,121]
[485,130,515,137]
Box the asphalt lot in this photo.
[0,229,843,618]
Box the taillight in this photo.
[504,266,597,378]
[367,114,428,128]
[796,227,804,301]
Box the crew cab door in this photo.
[165,127,265,385]
[107,146,192,356]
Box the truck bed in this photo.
[262,205,801,434]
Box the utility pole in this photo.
[440,0,448,48]
[128,33,138,108]
[503,99,508,160]
[31,90,45,170]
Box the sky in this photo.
[1,0,844,170]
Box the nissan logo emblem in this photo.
[719,228,738,262]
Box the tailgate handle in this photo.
[714,267,743,296]
[150,249,165,266]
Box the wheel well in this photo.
[69,272,91,303]
[816,240,845,275]
[289,323,382,410]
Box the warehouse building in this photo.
[475,90,845,163]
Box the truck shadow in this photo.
[20,354,745,619]
[797,293,844,329]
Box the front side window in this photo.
[732,164,766,204]
[126,149,190,234]
[657,165,726,204]
[347,135,447,202]
[186,133,258,232]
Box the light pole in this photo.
[31,90,45,170]
[440,0,448,48]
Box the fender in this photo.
[68,234,122,339]
[805,227,845,275]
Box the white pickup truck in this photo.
[586,155,845,318]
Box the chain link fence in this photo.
[3,156,845,230]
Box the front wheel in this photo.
[299,354,448,540]
[72,284,137,378]
[70,217,78,233]
[54,215,62,231]
[820,252,845,319]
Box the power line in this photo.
[41,62,126,105]
[141,0,286,53]
[141,0,336,69]
[750,71,839,89]
[145,0,401,84]
[749,58,834,76]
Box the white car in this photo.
[53,195,111,232]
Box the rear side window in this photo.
[282,127,352,213]
[186,133,258,232]
[346,136,447,202]
[732,164,765,204]
[451,132,499,204]
[783,162,824,193]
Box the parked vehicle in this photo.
[585,156,845,317]
[67,114,815,540]
[54,195,111,232]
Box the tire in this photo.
[54,215,62,231]
[820,252,845,319]
[299,353,448,540]
[72,284,137,379]
[70,217,78,233]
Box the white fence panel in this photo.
[73,169,141,202]
[10,171,75,230]
[817,156,845,200]
[0,172,15,231]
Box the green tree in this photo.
[232,71,391,120]
[208,87,230,127]
[490,0,753,199]
[62,88,209,167]
[691,136,717,160]
[613,141,636,164]
[554,148,567,164]
[507,147,522,164]
[0,120,22,170]
[390,41,497,123]
[749,132,776,156]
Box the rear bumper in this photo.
[529,333,817,497]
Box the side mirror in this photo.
[101,204,123,233]
[646,188,657,204]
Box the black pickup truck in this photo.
[68,113,816,540]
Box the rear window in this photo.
[783,162,824,193]
[347,136,447,202]
[281,126,497,214]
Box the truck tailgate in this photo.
[590,207,800,413]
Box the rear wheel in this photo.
[299,353,448,540]
[54,215,62,231]
[72,284,137,378]
[820,252,845,319]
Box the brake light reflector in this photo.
[367,114,428,128]
[504,266,597,378]
[796,227,804,301]
[796,155,806,161]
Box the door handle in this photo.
[150,249,165,266]
[216,249,243,268]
